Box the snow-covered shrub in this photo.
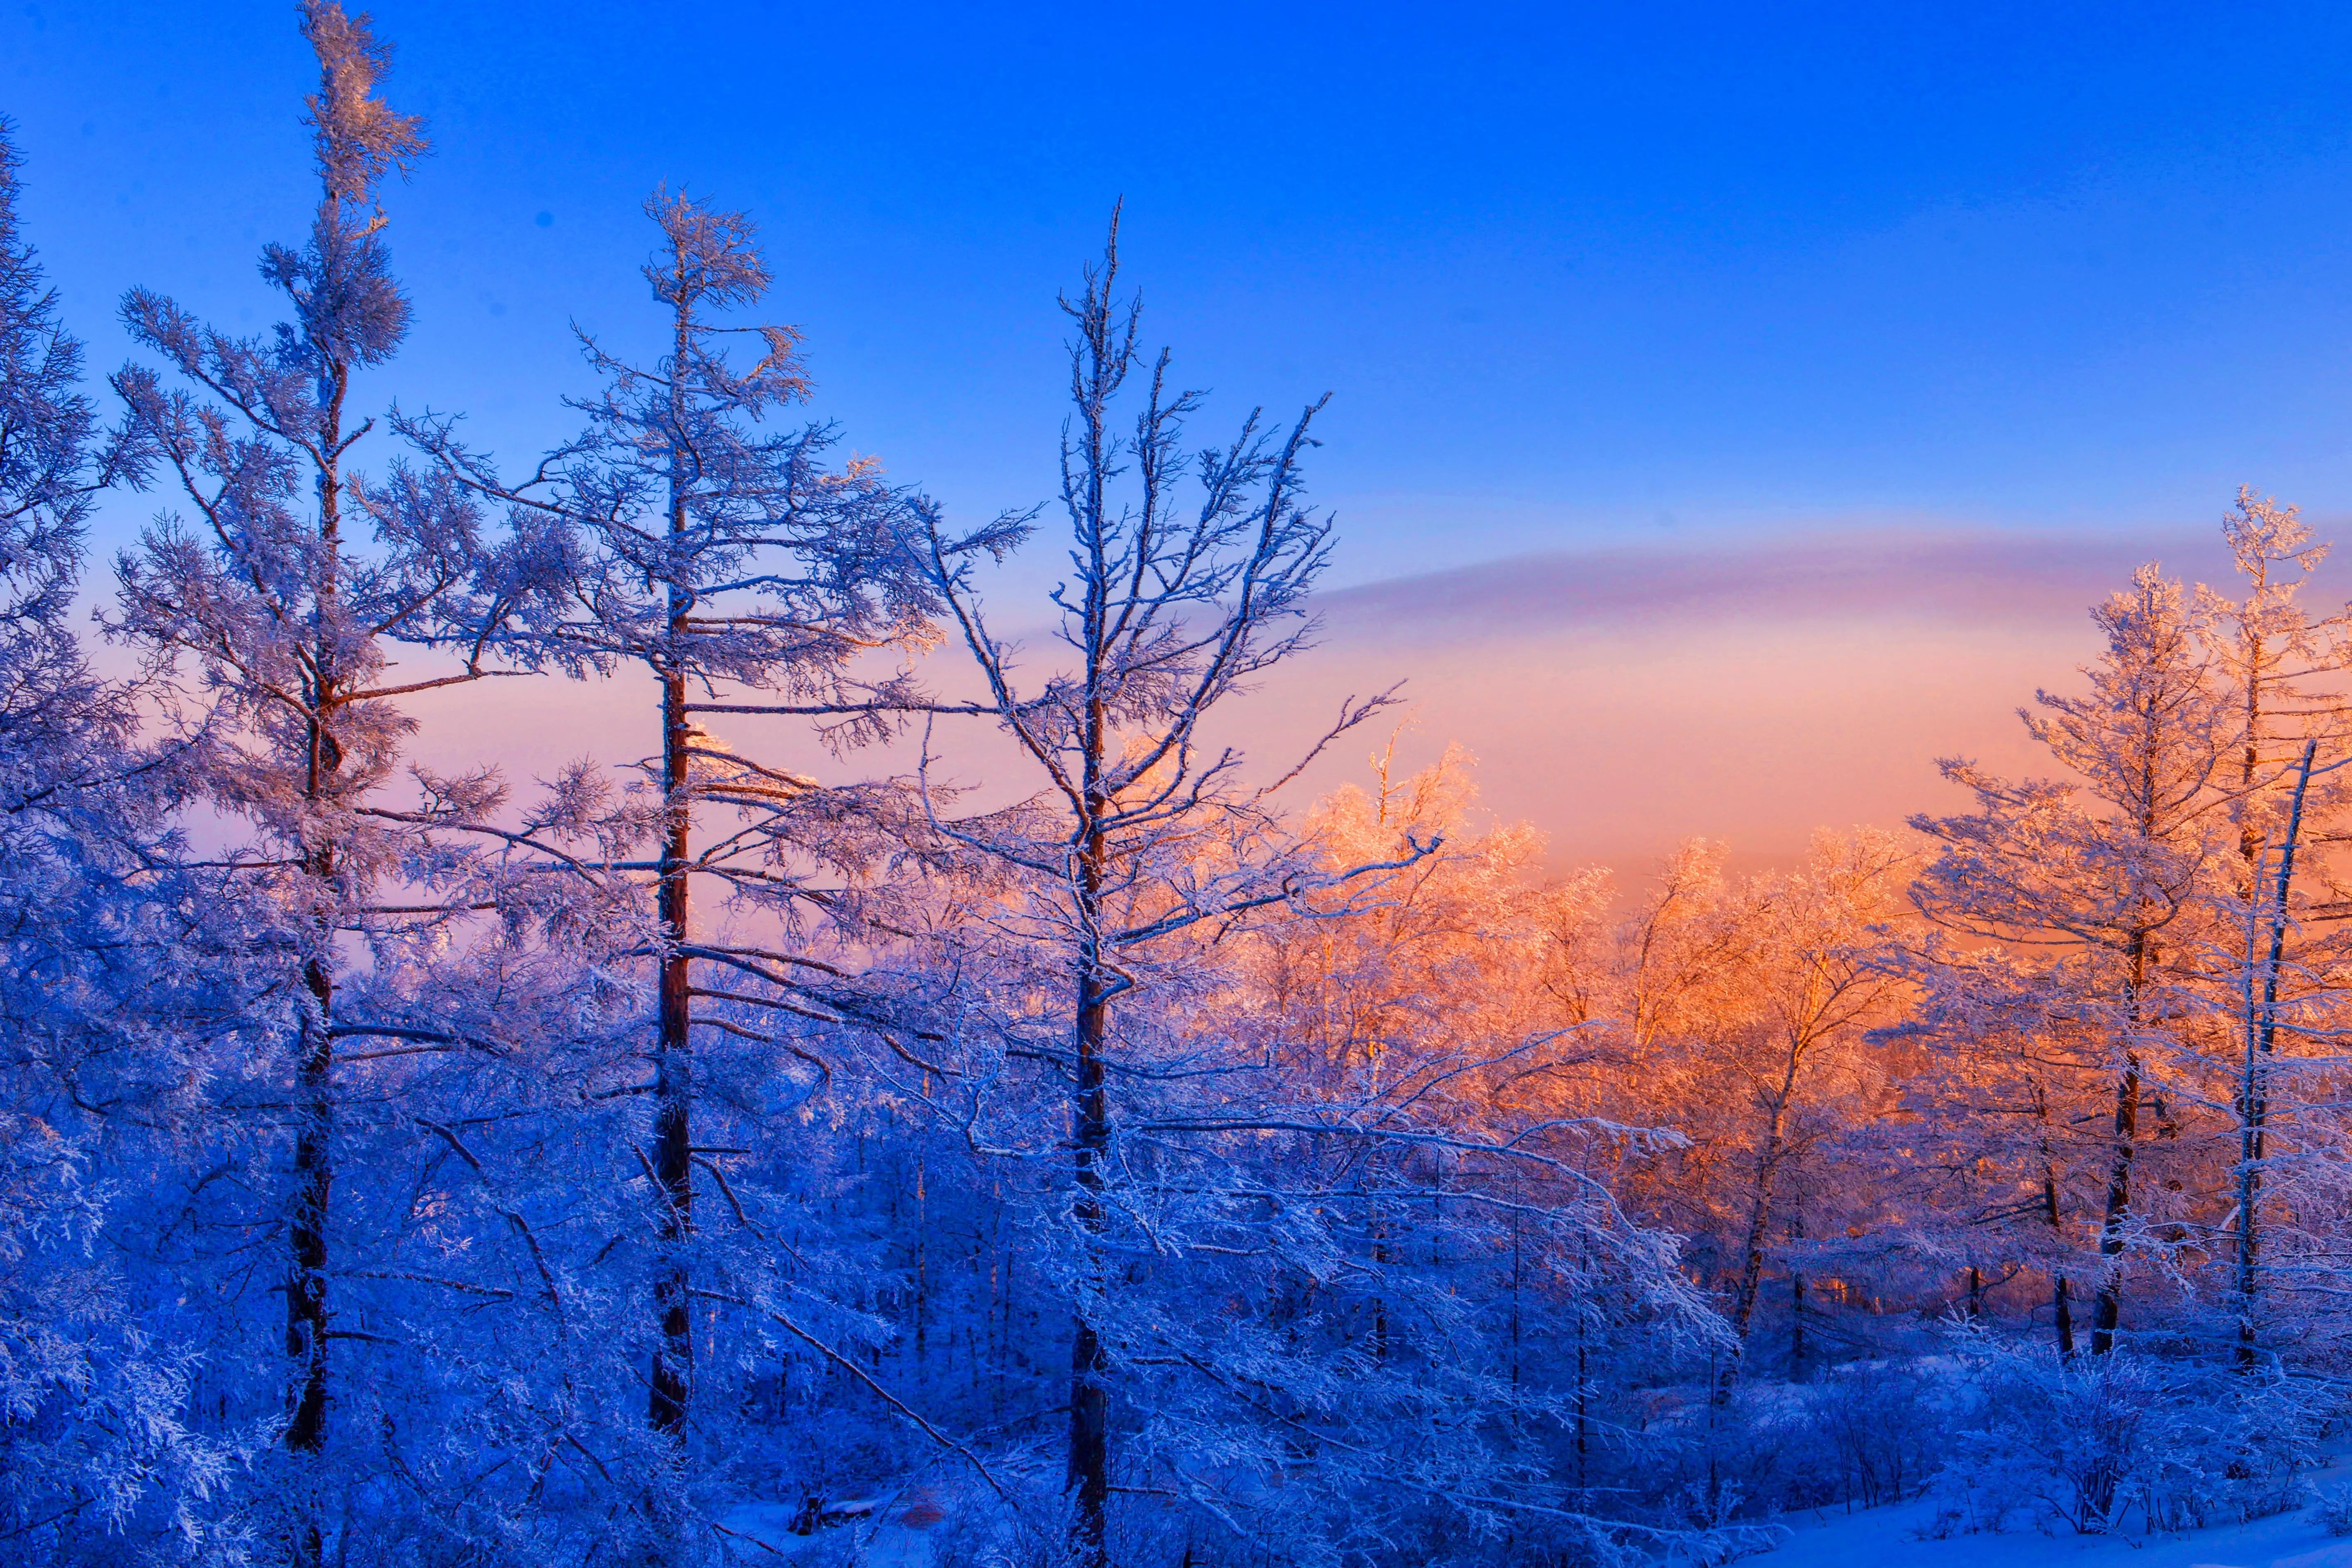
[1933,1340,2325,1536]
[1935,1344,2177,1533]
[2316,1485,2352,1537]
[1801,1362,1945,1509]
[1666,1361,1949,1518]
[2140,1371,2322,1531]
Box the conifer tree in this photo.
[108,8,536,1556]
[397,188,967,1458]
[1911,566,2233,1359]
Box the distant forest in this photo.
[6,7,2352,1567]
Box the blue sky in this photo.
[14,2,2352,867]
[11,2,2352,588]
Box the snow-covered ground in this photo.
[1766,1491,2352,1568]
[716,1465,2352,1568]
[719,1483,960,1566]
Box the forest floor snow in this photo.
[718,1481,957,1566]
[713,1471,2352,1567]
[1764,1490,2352,1568]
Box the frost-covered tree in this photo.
[106,7,546,1558]
[1526,832,1918,1393]
[0,113,249,1562]
[904,219,1401,1564]
[1878,935,2104,1353]
[2182,494,2352,1366]
[1899,520,2352,1377]
[1911,566,2234,1356]
[2197,490,2352,870]
[1236,751,1732,1531]
[895,223,1733,1566]
[0,113,151,877]
[1706,831,1914,1394]
[396,188,969,1479]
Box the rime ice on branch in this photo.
[395,187,966,1469]
[106,6,542,1559]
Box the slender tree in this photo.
[2190,495,2352,1364]
[107,8,530,1556]
[397,188,965,1450]
[907,216,1429,1566]
[2228,739,2321,1365]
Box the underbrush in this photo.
[1923,1338,2326,1537]
[1616,1336,2337,1543]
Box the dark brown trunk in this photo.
[287,708,336,1472]
[1789,1272,1808,1379]
[2033,1081,2075,1358]
[2090,1056,2139,1356]
[285,952,332,1568]
[1716,1081,1792,1404]
[2236,739,2315,1368]
[287,959,334,1453]
[285,349,347,1568]
[1067,919,1110,1568]
[649,281,698,1439]
[649,664,695,1436]
[1512,1220,1525,1392]
[1573,1318,1590,1493]
[2089,922,2151,1358]
[1062,572,1113,1568]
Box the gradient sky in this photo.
[9,2,2352,871]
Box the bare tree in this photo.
[906,214,1407,1566]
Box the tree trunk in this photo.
[287,955,334,1453]
[1067,957,1110,1567]
[649,288,698,1439]
[286,950,333,1568]
[1067,804,1111,1568]
[286,361,348,1568]
[1717,1081,1792,1403]
[2033,1081,2075,1358]
[914,1113,930,1371]
[649,659,695,1436]
[2090,925,2150,1358]
[2236,738,2315,1368]
[2090,1055,2139,1356]
[1573,1315,1589,1493]
[1789,1272,1808,1380]
[1508,1216,1523,1397]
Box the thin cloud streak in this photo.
[1313,525,2218,643]
[410,524,2341,881]
[1241,523,2330,875]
